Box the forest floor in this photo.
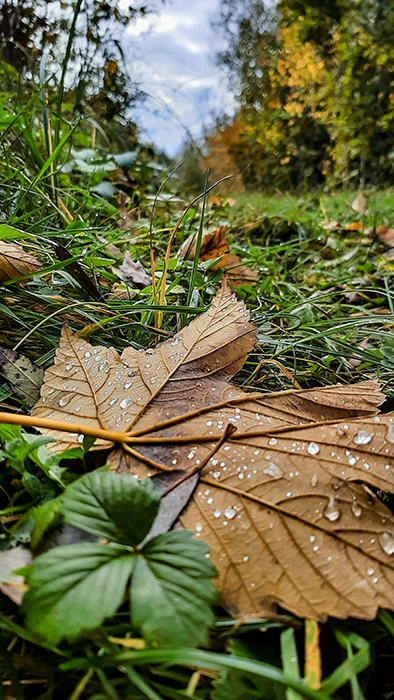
[2,184,394,699]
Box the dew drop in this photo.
[310,536,316,543]
[348,456,356,466]
[387,424,394,443]
[171,337,183,346]
[310,474,318,487]
[269,437,277,446]
[213,471,221,479]
[195,523,203,533]
[58,397,69,407]
[119,398,133,409]
[207,498,213,505]
[206,421,213,427]
[84,351,91,359]
[263,462,283,479]
[238,473,244,480]
[109,398,118,406]
[224,507,236,519]
[214,510,221,518]
[368,568,375,575]
[124,382,132,390]
[379,531,394,555]
[243,556,249,562]
[351,503,362,518]
[65,364,73,371]
[308,442,320,455]
[354,430,374,445]
[286,491,292,497]
[77,434,84,443]
[323,496,340,522]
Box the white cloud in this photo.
[119,0,236,155]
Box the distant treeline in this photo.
[198,0,394,192]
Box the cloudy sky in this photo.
[118,0,236,155]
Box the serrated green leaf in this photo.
[91,181,118,199]
[62,471,160,545]
[22,471,42,497]
[0,423,22,441]
[30,496,63,549]
[22,543,134,645]
[112,151,137,169]
[83,434,97,453]
[131,531,217,648]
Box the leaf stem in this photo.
[0,413,128,444]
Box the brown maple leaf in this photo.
[180,226,259,288]
[32,279,394,622]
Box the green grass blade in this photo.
[281,628,303,700]
[123,666,163,700]
[187,170,209,306]
[10,122,77,218]
[320,630,369,696]
[61,648,332,700]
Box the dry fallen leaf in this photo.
[180,226,258,288]
[351,192,367,216]
[0,348,44,407]
[376,225,394,249]
[33,279,394,622]
[345,221,363,231]
[112,250,151,290]
[0,241,42,284]
[0,545,32,604]
[208,196,221,210]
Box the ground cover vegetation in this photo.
[3,2,394,700]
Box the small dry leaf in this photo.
[33,280,394,622]
[213,253,259,288]
[208,196,221,210]
[180,226,229,260]
[0,348,44,407]
[351,192,367,216]
[180,226,258,287]
[0,241,42,284]
[346,221,363,231]
[0,545,32,604]
[376,225,394,249]
[112,250,151,290]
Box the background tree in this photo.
[0,0,157,122]
[212,0,394,191]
